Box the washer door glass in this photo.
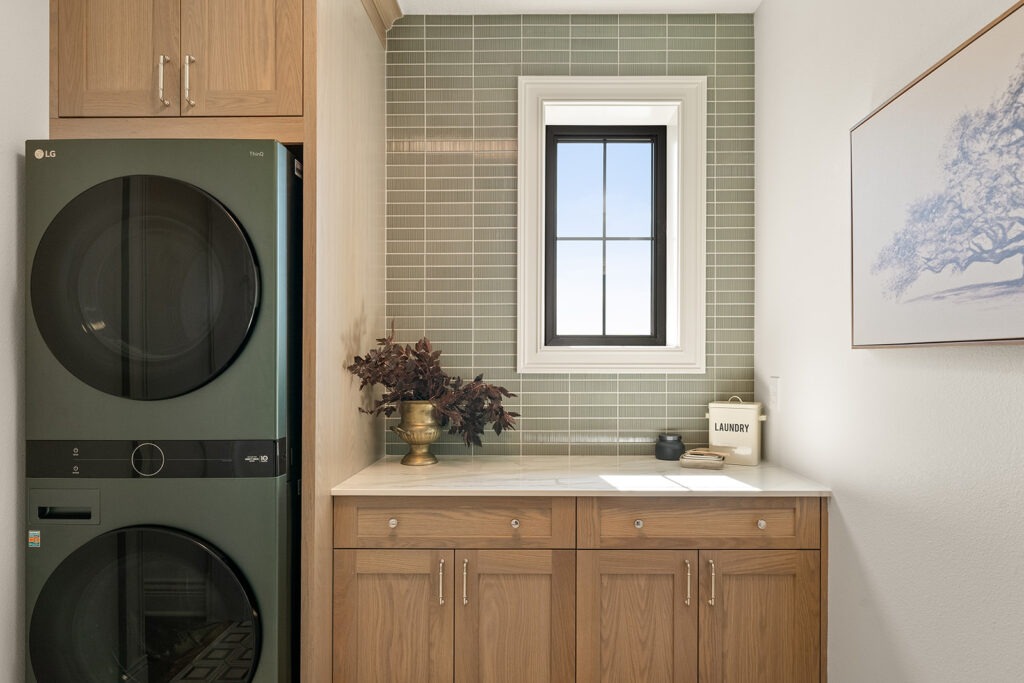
[30,526,260,683]
[31,175,260,400]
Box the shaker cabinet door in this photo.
[180,0,302,116]
[455,550,575,683]
[577,550,698,683]
[333,549,455,683]
[699,550,820,683]
[57,0,180,116]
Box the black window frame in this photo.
[544,125,668,347]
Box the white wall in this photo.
[0,3,48,678]
[755,1,1024,680]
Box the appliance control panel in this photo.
[26,439,287,479]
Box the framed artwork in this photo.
[851,1,1024,347]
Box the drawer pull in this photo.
[510,518,520,529]
[462,558,469,605]
[388,518,399,529]
[184,55,196,107]
[708,559,716,606]
[157,55,171,106]
[684,559,692,607]
[757,519,767,530]
[634,519,644,529]
[438,558,445,605]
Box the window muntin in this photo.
[544,126,667,346]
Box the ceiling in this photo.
[398,0,762,14]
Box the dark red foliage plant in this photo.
[347,330,519,447]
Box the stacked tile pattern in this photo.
[384,14,755,457]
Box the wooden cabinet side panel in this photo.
[181,0,302,116]
[333,549,455,683]
[820,498,829,683]
[699,549,820,683]
[455,550,575,683]
[577,550,698,683]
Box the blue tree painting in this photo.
[872,54,1024,301]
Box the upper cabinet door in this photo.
[180,0,302,117]
[57,0,180,117]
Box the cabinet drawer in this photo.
[334,496,576,549]
[577,497,820,549]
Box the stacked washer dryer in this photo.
[24,139,300,683]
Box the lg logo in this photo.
[33,149,56,160]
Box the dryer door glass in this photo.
[31,174,260,401]
[29,526,260,682]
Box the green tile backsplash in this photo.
[384,14,755,457]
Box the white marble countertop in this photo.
[331,455,831,497]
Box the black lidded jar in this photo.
[655,434,685,461]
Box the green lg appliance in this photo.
[24,139,300,682]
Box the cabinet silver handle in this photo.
[438,558,445,605]
[157,55,171,105]
[708,559,716,606]
[184,55,196,106]
[634,519,644,529]
[757,519,767,530]
[684,559,692,606]
[462,558,469,605]
[510,518,520,529]
[388,518,399,529]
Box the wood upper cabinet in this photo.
[456,550,575,683]
[577,550,698,683]
[180,0,302,116]
[56,0,301,118]
[699,550,820,683]
[57,0,180,116]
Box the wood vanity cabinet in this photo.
[577,497,823,683]
[333,495,826,683]
[55,0,302,118]
[333,497,576,683]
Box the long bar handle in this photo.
[157,55,171,105]
[438,558,446,605]
[462,558,469,605]
[684,559,692,606]
[708,559,716,606]
[183,55,196,107]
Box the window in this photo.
[545,125,667,346]
[518,76,707,373]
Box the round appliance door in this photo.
[30,526,260,683]
[31,174,260,401]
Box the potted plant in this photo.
[347,331,518,465]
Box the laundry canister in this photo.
[706,397,766,466]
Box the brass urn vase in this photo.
[391,400,441,465]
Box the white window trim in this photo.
[517,76,707,374]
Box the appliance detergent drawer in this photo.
[29,489,100,525]
[577,496,820,549]
[334,496,576,549]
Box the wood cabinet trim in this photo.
[359,0,402,46]
[49,116,304,143]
